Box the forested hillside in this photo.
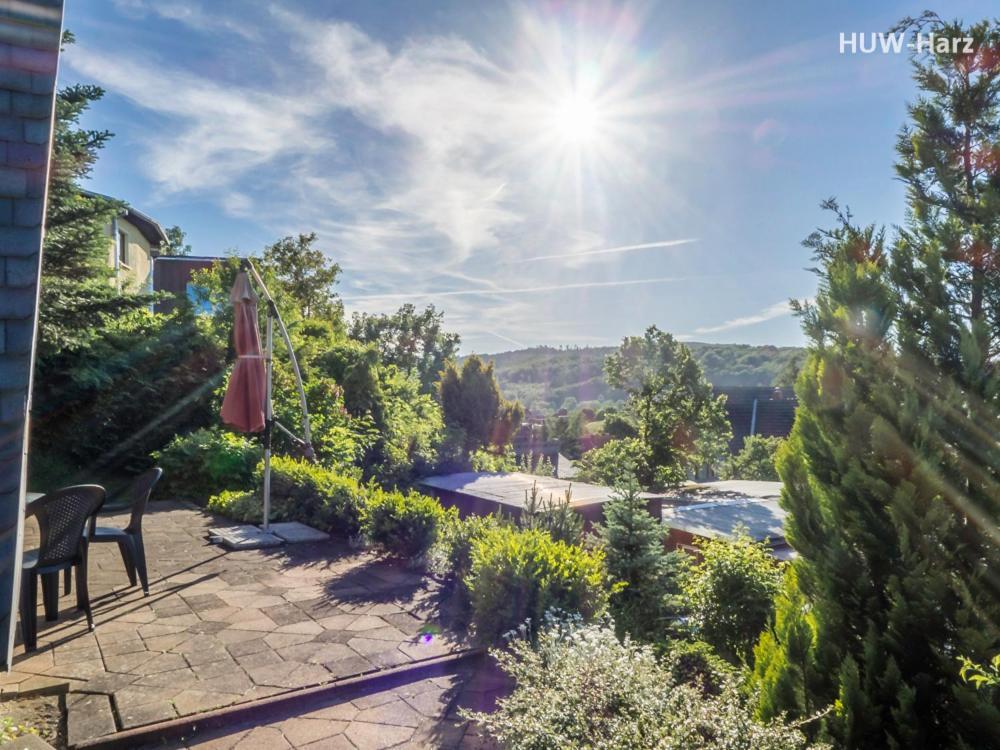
[475,343,804,412]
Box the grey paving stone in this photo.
[67,693,116,745]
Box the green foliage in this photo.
[262,232,344,325]
[469,445,517,472]
[265,456,366,538]
[32,72,223,474]
[605,326,731,487]
[661,638,736,697]
[207,489,260,523]
[161,225,192,256]
[434,512,510,585]
[350,303,461,393]
[750,22,1000,742]
[575,437,651,488]
[152,428,259,501]
[466,616,825,750]
[519,482,584,545]
[363,486,455,561]
[0,716,38,744]
[682,529,783,664]
[720,436,785,481]
[959,654,1000,691]
[597,478,684,642]
[479,344,805,413]
[439,356,523,452]
[465,526,608,642]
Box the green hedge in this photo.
[207,489,260,523]
[364,487,455,561]
[266,456,367,538]
[466,525,608,642]
[152,428,259,501]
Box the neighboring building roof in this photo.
[419,471,658,510]
[661,480,787,544]
[82,189,169,247]
[716,386,797,453]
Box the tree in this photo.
[597,478,685,642]
[349,304,460,393]
[30,38,222,477]
[720,436,785,481]
[38,71,153,358]
[605,326,731,488]
[161,225,192,256]
[681,529,783,664]
[439,356,523,452]
[752,196,999,747]
[261,232,343,324]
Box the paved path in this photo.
[144,662,508,749]
[2,502,470,745]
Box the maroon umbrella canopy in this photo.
[221,271,266,433]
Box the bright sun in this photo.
[551,94,601,145]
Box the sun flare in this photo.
[551,94,601,145]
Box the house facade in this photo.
[90,193,168,291]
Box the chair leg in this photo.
[132,532,149,596]
[116,539,137,587]
[20,572,37,652]
[75,551,94,631]
[40,572,59,622]
[63,567,71,596]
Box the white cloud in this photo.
[693,300,801,334]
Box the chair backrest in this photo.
[30,485,105,568]
[125,468,162,532]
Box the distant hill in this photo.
[474,343,805,413]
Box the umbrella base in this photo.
[264,521,330,543]
[209,525,283,550]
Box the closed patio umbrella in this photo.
[219,262,313,534]
[221,271,266,433]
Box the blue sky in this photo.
[63,1,995,353]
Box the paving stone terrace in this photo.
[1,501,473,746]
[146,662,508,749]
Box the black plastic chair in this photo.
[87,468,161,596]
[21,485,105,652]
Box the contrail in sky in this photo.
[523,238,698,262]
[343,276,690,302]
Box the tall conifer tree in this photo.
[752,15,1000,749]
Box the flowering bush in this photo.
[466,616,827,750]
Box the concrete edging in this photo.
[72,647,487,750]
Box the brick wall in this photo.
[0,0,64,670]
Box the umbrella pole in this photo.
[262,307,274,532]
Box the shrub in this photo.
[466,616,825,750]
[265,456,367,538]
[519,482,584,545]
[433,512,510,598]
[152,428,259,501]
[465,526,607,642]
[597,478,685,641]
[575,437,651,488]
[207,489,260,523]
[682,528,783,664]
[364,487,454,561]
[720,435,785,481]
[661,639,735,696]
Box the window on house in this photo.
[118,230,129,267]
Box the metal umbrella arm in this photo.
[240,259,315,459]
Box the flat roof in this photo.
[662,496,787,543]
[419,471,657,510]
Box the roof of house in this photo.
[82,189,169,247]
[418,471,658,510]
[660,480,787,544]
